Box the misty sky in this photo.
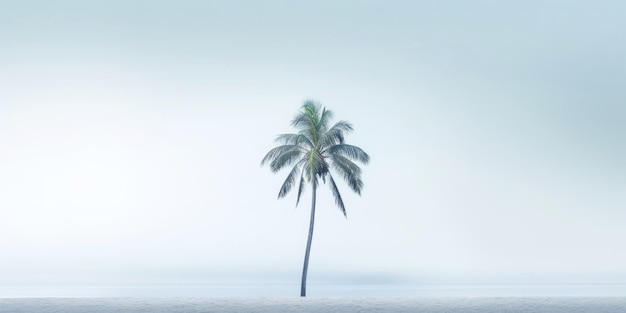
[1,1,625,286]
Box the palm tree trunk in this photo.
[300,183,317,297]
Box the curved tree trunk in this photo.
[300,183,317,297]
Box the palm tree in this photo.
[261,100,369,297]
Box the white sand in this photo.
[1,297,626,313]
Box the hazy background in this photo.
[1,0,625,288]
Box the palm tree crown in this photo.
[261,100,369,216]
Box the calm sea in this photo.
[2,283,626,298]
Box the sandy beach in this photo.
[1,297,626,313]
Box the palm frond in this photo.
[290,112,308,130]
[275,133,314,148]
[261,145,299,166]
[319,120,353,148]
[328,174,347,217]
[268,147,303,172]
[308,104,322,145]
[326,144,370,164]
[307,150,330,177]
[275,133,300,144]
[278,160,305,198]
[292,101,319,130]
[295,169,306,206]
[303,151,327,189]
[331,154,364,194]
[330,120,353,133]
[319,106,334,133]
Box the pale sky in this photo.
[1,0,625,287]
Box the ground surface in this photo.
[1,297,626,313]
